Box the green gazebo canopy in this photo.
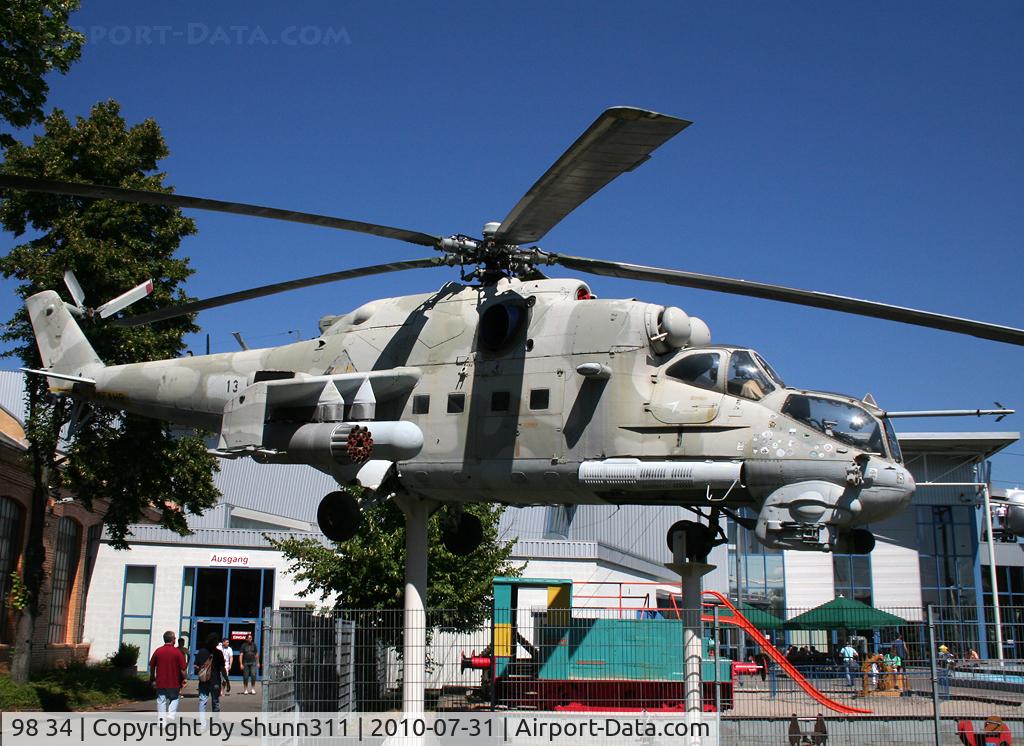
[784,596,907,630]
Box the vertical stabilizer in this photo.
[25,290,104,383]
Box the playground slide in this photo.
[700,590,872,715]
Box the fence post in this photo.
[261,606,271,713]
[927,605,942,746]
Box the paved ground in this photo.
[729,675,1023,718]
[103,682,265,713]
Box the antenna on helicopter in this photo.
[63,270,154,320]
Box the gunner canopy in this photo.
[781,394,885,455]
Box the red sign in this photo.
[230,630,252,641]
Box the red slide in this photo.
[700,590,871,715]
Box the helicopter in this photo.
[5,106,1024,561]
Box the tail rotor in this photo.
[63,269,154,320]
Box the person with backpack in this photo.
[194,633,226,728]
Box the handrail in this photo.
[701,590,872,715]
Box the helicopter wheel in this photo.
[666,519,719,563]
[317,490,363,542]
[442,510,484,556]
[832,528,875,555]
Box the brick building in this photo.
[0,394,105,672]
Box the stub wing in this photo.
[218,368,422,455]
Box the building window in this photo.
[446,393,465,414]
[727,509,785,619]
[412,395,429,415]
[48,517,82,644]
[77,524,102,642]
[917,505,980,652]
[0,497,24,643]
[120,566,155,669]
[833,554,873,606]
[981,565,1024,659]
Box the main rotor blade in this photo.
[111,257,446,327]
[0,175,441,248]
[493,107,691,245]
[550,253,1024,346]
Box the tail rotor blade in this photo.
[97,279,155,319]
[63,270,86,311]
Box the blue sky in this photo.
[2,1,1022,487]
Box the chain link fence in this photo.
[261,603,1024,745]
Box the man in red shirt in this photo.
[149,630,186,717]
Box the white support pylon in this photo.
[665,530,716,746]
[394,494,436,713]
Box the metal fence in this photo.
[262,607,356,713]
[261,603,1024,745]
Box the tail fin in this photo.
[26,290,104,382]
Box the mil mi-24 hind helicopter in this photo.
[6,107,1024,561]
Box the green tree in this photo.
[271,494,520,708]
[0,100,220,683]
[0,0,84,146]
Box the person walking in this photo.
[240,633,260,695]
[893,633,908,664]
[149,630,186,718]
[840,640,859,688]
[217,638,233,696]
[195,633,226,730]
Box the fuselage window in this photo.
[727,350,775,401]
[666,352,721,391]
[447,393,465,414]
[529,388,550,410]
[491,391,511,412]
[412,395,430,415]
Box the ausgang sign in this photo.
[209,552,250,567]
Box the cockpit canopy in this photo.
[663,346,902,461]
[780,394,884,454]
[665,347,784,401]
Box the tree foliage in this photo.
[0,101,220,681]
[0,100,220,543]
[271,493,521,629]
[0,0,84,146]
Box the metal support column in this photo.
[665,530,715,731]
[395,494,435,713]
[981,483,1005,661]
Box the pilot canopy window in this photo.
[727,350,775,400]
[666,352,721,391]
